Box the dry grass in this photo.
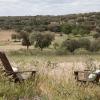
[0,30,17,42]
[0,31,100,99]
[0,51,100,99]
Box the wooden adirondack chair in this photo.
[74,70,100,83]
[0,51,36,83]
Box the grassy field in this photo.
[0,52,100,100]
[0,31,100,100]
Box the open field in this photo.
[0,30,100,99]
[0,30,17,42]
[0,50,99,100]
[0,31,100,72]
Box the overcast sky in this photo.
[0,0,100,16]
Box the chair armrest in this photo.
[84,70,91,72]
[6,70,36,74]
[15,70,36,73]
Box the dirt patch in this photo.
[0,30,17,42]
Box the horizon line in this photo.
[0,11,100,17]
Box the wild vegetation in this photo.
[0,12,100,100]
[0,51,100,100]
[0,12,99,35]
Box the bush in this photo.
[62,39,80,53]
[60,24,72,34]
[11,34,21,42]
[48,24,60,32]
[78,38,91,50]
[30,32,55,51]
[72,26,90,35]
[56,47,70,55]
[89,39,100,52]
[74,48,90,54]
[61,38,100,54]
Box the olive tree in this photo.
[20,30,31,50]
[30,32,55,51]
[62,39,80,53]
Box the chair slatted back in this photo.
[74,71,91,82]
[0,51,21,82]
[0,51,13,73]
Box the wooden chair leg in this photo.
[31,71,36,79]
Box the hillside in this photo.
[0,12,100,34]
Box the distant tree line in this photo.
[0,12,100,35]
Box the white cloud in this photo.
[0,0,19,3]
[0,0,100,16]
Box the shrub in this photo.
[60,24,72,34]
[11,34,21,42]
[56,47,70,55]
[74,48,90,54]
[72,26,90,35]
[48,24,60,32]
[11,34,17,41]
[78,38,91,50]
[61,38,100,54]
[23,26,33,33]
[89,39,100,52]
[30,32,55,51]
[62,39,80,53]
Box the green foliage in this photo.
[20,30,31,50]
[62,39,80,53]
[56,47,70,55]
[72,25,90,35]
[78,38,91,50]
[60,24,72,34]
[11,34,17,40]
[48,24,60,32]
[30,32,55,51]
[89,39,100,52]
[0,12,100,36]
[11,34,21,42]
[61,38,100,53]
[23,26,33,33]
[74,48,90,54]
[29,32,36,44]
